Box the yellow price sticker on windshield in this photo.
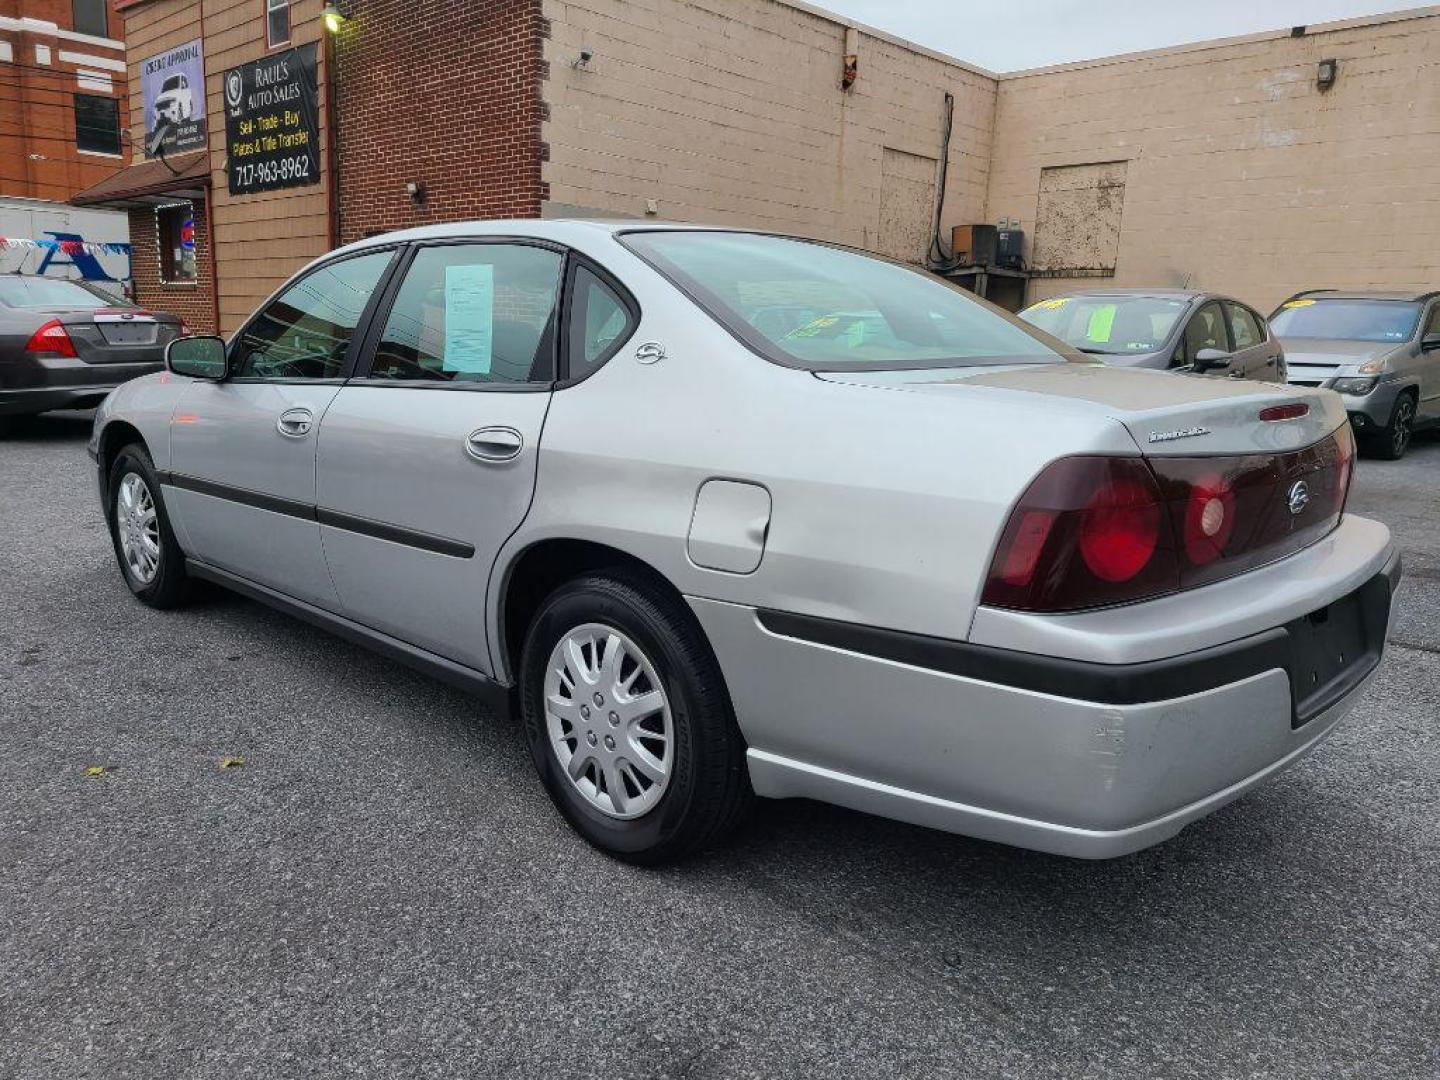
[1282,299,1316,309]
[1035,297,1070,310]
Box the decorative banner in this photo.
[0,237,132,255]
[141,39,207,158]
[223,44,321,196]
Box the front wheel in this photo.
[107,443,190,608]
[518,570,751,864]
[1369,392,1416,461]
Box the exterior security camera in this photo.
[573,46,594,69]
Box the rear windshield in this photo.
[0,277,120,309]
[621,231,1066,370]
[1019,295,1188,355]
[1269,299,1421,343]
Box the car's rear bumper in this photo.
[0,355,161,416]
[688,525,1399,858]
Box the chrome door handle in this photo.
[277,408,314,438]
[466,426,523,462]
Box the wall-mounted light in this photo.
[1316,58,1338,91]
[405,181,426,205]
[321,2,346,33]
[572,45,594,70]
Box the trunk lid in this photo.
[54,309,181,365]
[814,362,1344,456]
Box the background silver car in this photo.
[0,277,182,434]
[1272,289,1440,459]
[89,222,1398,864]
[1019,288,1286,382]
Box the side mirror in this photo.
[1193,347,1232,372]
[1422,332,1440,353]
[166,334,228,380]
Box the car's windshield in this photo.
[163,76,183,91]
[0,277,121,309]
[621,231,1067,370]
[1269,298,1421,343]
[1019,295,1188,355]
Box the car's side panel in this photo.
[486,240,1139,680]
[165,381,342,609]
[316,386,551,674]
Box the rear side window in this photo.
[1226,303,1264,349]
[622,230,1064,370]
[232,250,392,379]
[368,243,563,385]
[566,265,636,380]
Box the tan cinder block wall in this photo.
[123,0,332,334]
[540,0,997,260]
[985,8,1440,312]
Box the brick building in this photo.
[1,0,129,201]
[70,1,1440,332]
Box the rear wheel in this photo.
[1369,391,1415,460]
[518,570,751,864]
[107,443,190,608]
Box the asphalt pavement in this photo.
[2,411,1437,1079]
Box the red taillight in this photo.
[1079,478,1161,582]
[983,428,1353,613]
[981,457,1178,612]
[24,319,77,358]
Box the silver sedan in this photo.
[89,221,1399,863]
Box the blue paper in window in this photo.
[443,263,494,374]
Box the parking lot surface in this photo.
[2,412,1437,1080]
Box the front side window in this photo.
[369,244,563,385]
[266,0,290,45]
[1182,302,1229,365]
[1020,295,1188,355]
[567,265,635,380]
[622,231,1065,371]
[232,251,393,379]
[74,94,121,155]
[1226,303,1264,349]
[156,203,198,284]
[1269,299,1422,343]
[72,0,108,36]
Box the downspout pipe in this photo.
[926,91,956,272]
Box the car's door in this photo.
[1223,301,1281,381]
[1415,301,1440,421]
[166,248,396,608]
[1176,300,1232,375]
[313,239,569,674]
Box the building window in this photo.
[72,0,108,37]
[74,94,121,155]
[266,0,291,46]
[156,202,199,285]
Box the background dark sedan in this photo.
[1019,288,1286,382]
[0,277,183,433]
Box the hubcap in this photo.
[1394,400,1414,455]
[543,623,673,819]
[115,473,160,585]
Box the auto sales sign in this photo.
[223,44,321,196]
[141,39,206,158]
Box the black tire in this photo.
[518,569,752,864]
[106,443,190,608]
[1368,391,1416,461]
